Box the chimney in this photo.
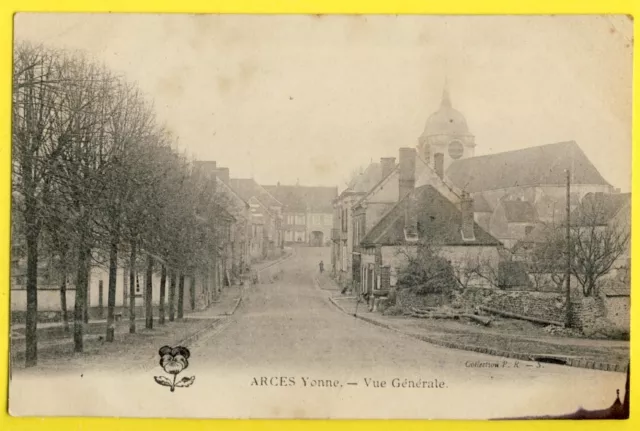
[434,153,444,179]
[398,147,416,200]
[380,157,396,180]
[216,167,230,184]
[460,191,475,241]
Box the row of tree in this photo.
[12,42,231,367]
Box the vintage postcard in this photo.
[8,14,631,419]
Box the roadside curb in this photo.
[327,297,627,374]
[225,291,244,316]
[313,275,343,292]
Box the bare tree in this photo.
[12,43,76,366]
[570,197,630,297]
[524,197,629,297]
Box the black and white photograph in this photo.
[9,14,631,419]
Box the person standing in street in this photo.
[319,260,324,274]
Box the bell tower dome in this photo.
[417,81,475,171]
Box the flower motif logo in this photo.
[154,345,195,392]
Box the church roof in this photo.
[502,200,539,223]
[446,141,611,193]
[361,185,500,247]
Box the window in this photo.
[342,209,348,232]
[354,219,359,245]
[342,245,348,270]
[295,214,305,225]
[324,215,332,226]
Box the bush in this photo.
[396,247,458,295]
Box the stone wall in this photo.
[463,288,565,323]
[570,296,606,330]
[603,296,630,330]
[396,288,450,309]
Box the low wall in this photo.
[570,296,606,330]
[396,289,450,309]
[463,288,565,323]
[603,296,630,330]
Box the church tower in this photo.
[417,82,475,172]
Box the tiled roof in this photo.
[229,179,282,210]
[353,165,399,208]
[262,184,338,213]
[348,162,383,193]
[361,185,501,247]
[502,200,539,223]
[446,141,611,193]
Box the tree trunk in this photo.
[145,254,153,329]
[177,273,185,319]
[24,223,39,367]
[190,275,196,311]
[129,240,137,334]
[159,264,166,325]
[83,251,90,324]
[73,241,90,353]
[169,270,176,322]
[106,230,118,342]
[59,248,69,333]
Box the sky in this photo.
[14,14,633,191]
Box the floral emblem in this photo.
[154,345,195,392]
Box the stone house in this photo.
[229,178,284,260]
[488,198,540,249]
[358,157,502,300]
[193,162,252,276]
[350,147,464,293]
[331,162,382,288]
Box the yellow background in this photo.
[0,0,637,430]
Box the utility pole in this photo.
[565,169,572,328]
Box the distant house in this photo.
[229,178,284,260]
[489,199,540,249]
[194,161,251,274]
[263,183,337,247]
[331,162,383,288]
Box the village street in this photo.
[10,246,626,418]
